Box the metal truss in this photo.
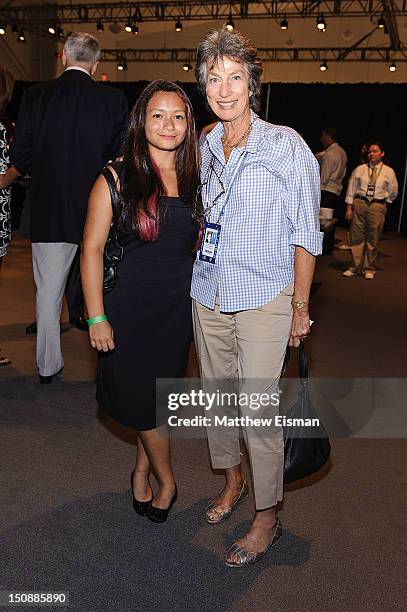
[1,1,406,25]
[101,46,407,62]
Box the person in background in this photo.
[81,80,200,524]
[342,142,398,280]
[0,33,128,383]
[192,27,322,567]
[338,141,370,251]
[0,66,14,366]
[316,126,347,217]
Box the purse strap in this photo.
[281,340,308,384]
[101,166,120,220]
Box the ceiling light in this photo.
[320,61,328,72]
[377,17,386,29]
[18,31,26,43]
[109,22,122,34]
[317,15,326,32]
[117,57,127,71]
[48,25,56,35]
[57,27,64,38]
[0,25,6,36]
[182,62,192,71]
[97,21,104,33]
[280,18,288,31]
[226,14,234,32]
[131,23,139,35]
[389,62,396,72]
[175,20,182,32]
[125,21,132,33]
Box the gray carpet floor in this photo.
[1,232,406,611]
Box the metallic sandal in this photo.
[206,478,249,525]
[224,517,282,568]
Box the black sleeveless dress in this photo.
[96,195,198,430]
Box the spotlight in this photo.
[226,14,234,32]
[377,16,386,29]
[280,18,288,31]
[182,62,192,71]
[97,21,104,33]
[57,27,64,38]
[389,62,396,72]
[117,57,127,71]
[18,30,26,43]
[48,25,56,35]
[317,15,326,32]
[320,61,328,72]
[0,25,6,36]
[175,20,182,32]
[125,21,132,33]
[131,23,139,35]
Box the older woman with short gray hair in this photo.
[192,27,323,567]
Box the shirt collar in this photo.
[206,109,262,161]
[64,66,91,76]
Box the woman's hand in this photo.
[289,309,310,347]
[89,320,115,352]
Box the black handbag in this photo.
[101,166,124,294]
[283,341,331,483]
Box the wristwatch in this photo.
[291,299,308,310]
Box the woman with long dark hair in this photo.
[81,80,200,522]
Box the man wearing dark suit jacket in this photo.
[0,32,128,383]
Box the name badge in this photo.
[199,222,221,264]
[366,184,375,198]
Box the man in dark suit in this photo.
[0,32,128,383]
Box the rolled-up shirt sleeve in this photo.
[287,138,323,256]
[10,90,33,174]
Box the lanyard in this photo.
[203,150,248,224]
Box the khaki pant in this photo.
[192,284,293,509]
[349,197,386,274]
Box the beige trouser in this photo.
[192,283,293,510]
[349,197,387,274]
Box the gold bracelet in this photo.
[291,299,308,310]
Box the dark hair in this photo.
[0,66,14,114]
[195,27,263,112]
[369,141,385,152]
[322,126,337,141]
[118,80,201,241]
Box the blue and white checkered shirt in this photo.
[191,111,323,312]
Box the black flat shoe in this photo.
[130,469,152,517]
[145,487,178,523]
[39,367,63,384]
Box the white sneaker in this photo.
[342,269,355,277]
[338,243,351,251]
[364,271,375,280]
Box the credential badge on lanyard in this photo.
[199,151,248,264]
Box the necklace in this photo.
[221,120,254,151]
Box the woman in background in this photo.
[81,80,200,522]
[0,66,14,366]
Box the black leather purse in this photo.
[101,167,124,294]
[283,341,331,483]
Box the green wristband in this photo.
[86,314,108,327]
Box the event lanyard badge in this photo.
[366,184,375,198]
[199,151,248,264]
[199,222,221,263]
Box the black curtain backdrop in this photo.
[9,80,407,233]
